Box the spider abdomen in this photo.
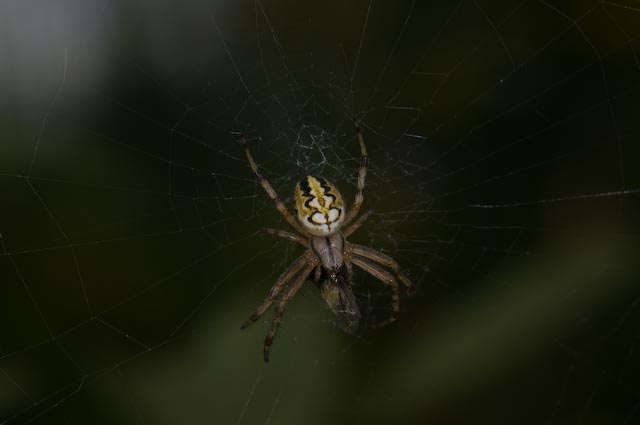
[295,176,345,236]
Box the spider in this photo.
[239,121,416,362]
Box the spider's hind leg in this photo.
[350,256,401,328]
[349,243,416,295]
[311,264,322,284]
[241,253,310,330]
[263,262,316,362]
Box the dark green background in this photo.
[1,0,640,424]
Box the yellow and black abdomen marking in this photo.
[295,176,345,236]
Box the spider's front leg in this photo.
[239,137,308,235]
[342,121,368,227]
[342,209,373,238]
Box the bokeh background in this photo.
[1,0,640,424]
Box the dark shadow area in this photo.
[1,0,640,424]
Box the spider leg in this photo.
[350,256,400,328]
[342,121,368,227]
[312,264,322,283]
[345,257,353,281]
[241,253,313,329]
[261,228,309,247]
[239,137,308,235]
[348,243,416,295]
[264,262,316,362]
[342,209,373,238]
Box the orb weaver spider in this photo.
[240,121,416,362]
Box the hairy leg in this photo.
[348,243,416,295]
[342,121,368,227]
[312,264,322,283]
[241,253,314,329]
[261,228,309,247]
[263,262,316,361]
[239,137,307,235]
[342,209,373,238]
[350,255,400,328]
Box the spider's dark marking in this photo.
[361,155,368,168]
[309,213,323,224]
[304,198,313,209]
[327,207,342,223]
[298,177,312,196]
[318,177,333,194]
[317,177,337,206]
[299,177,315,208]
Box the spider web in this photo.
[1,0,640,423]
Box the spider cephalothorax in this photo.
[239,122,416,362]
[294,176,345,236]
